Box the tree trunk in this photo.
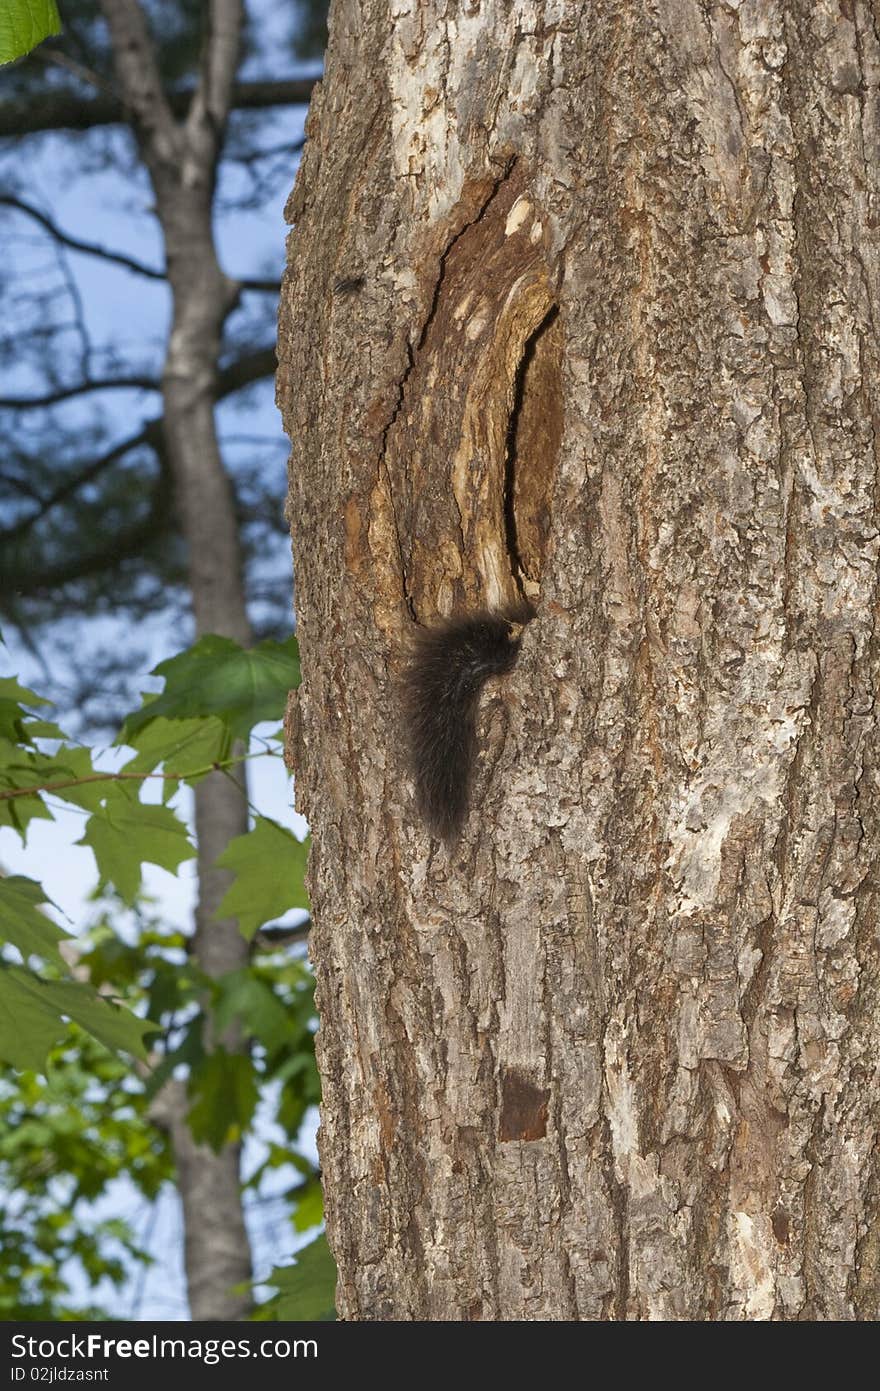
[278,0,880,1320]
[100,0,253,1319]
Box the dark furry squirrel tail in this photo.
[403,601,536,839]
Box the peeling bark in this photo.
[278,0,880,1320]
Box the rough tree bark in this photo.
[99,0,253,1319]
[278,0,880,1320]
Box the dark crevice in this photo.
[379,338,417,620]
[503,303,559,596]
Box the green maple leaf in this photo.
[292,1178,323,1234]
[0,876,68,968]
[35,977,156,1059]
[0,964,66,1069]
[121,635,299,744]
[0,778,53,838]
[13,744,109,813]
[0,677,48,707]
[213,970,297,1053]
[0,0,61,64]
[187,1050,259,1149]
[78,797,194,904]
[0,676,50,745]
[215,817,309,939]
[265,1235,336,1321]
[120,714,229,782]
[0,965,154,1070]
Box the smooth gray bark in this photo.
[100,0,253,1320]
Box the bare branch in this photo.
[2,466,173,597]
[0,375,160,409]
[0,78,316,137]
[1,195,279,296]
[0,195,165,279]
[229,137,306,165]
[0,422,160,545]
[54,236,92,379]
[0,345,274,412]
[237,277,281,294]
[217,345,276,394]
[30,46,117,99]
[0,344,276,569]
[0,752,256,802]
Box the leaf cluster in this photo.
[0,632,302,1072]
[0,629,327,1316]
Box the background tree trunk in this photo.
[278,0,880,1320]
[100,0,253,1320]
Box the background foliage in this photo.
[0,631,330,1317]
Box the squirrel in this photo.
[403,602,536,839]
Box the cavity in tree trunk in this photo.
[278,0,880,1320]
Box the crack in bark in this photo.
[503,303,560,597]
